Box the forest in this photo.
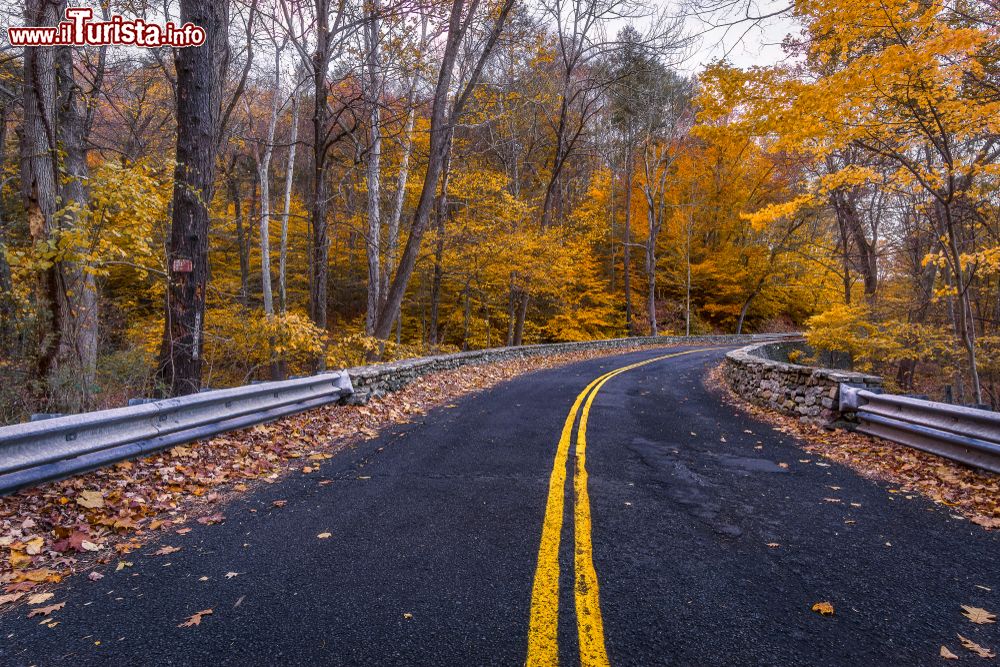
[0,0,997,422]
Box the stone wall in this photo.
[723,341,882,425]
[345,333,800,402]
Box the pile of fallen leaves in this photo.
[0,346,643,606]
[707,365,1000,529]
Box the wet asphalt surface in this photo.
[2,345,998,666]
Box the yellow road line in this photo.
[527,348,709,666]
[527,372,606,666]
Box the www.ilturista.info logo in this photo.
[7,7,205,48]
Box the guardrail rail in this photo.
[0,372,353,495]
[840,384,1000,474]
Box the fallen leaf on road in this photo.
[962,605,996,624]
[80,540,100,552]
[811,601,834,616]
[197,514,225,526]
[317,532,332,539]
[115,561,133,571]
[971,516,1000,530]
[76,491,104,509]
[153,546,181,556]
[272,500,287,508]
[767,543,780,548]
[178,609,213,628]
[24,537,44,555]
[940,645,959,660]
[958,633,996,658]
[778,463,789,469]
[176,528,192,535]
[403,612,413,619]
[225,572,240,579]
[88,572,103,582]
[823,498,841,503]
[27,602,65,618]
[27,592,53,604]
[10,549,31,568]
[0,592,24,605]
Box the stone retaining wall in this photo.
[723,341,882,425]
[345,333,800,402]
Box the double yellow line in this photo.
[526,349,708,666]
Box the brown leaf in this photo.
[811,601,834,616]
[197,514,225,526]
[0,592,25,606]
[27,592,54,605]
[271,500,287,508]
[940,645,959,660]
[27,602,65,618]
[971,515,1000,530]
[153,546,182,556]
[962,605,997,624]
[317,532,332,539]
[178,608,213,628]
[958,633,996,658]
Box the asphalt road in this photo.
[3,345,999,666]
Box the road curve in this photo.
[3,346,998,666]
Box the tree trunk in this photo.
[156,0,227,396]
[226,171,250,304]
[462,284,471,351]
[20,0,63,405]
[428,134,453,347]
[279,70,303,314]
[55,35,98,409]
[735,284,762,335]
[383,71,419,308]
[309,0,332,345]
[645,206,657,337]
[512,292,529,346]
[258,46,283,318]
[363,0,382,336]
[623,152,634,334]
[830,187,877,303]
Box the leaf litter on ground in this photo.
[707,365,1000,528]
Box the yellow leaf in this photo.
[812,601,834,616]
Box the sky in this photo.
[689,14,799,69]
[664,0,802,72]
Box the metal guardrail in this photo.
[840,384,1000,474]
[0,372,354,495]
